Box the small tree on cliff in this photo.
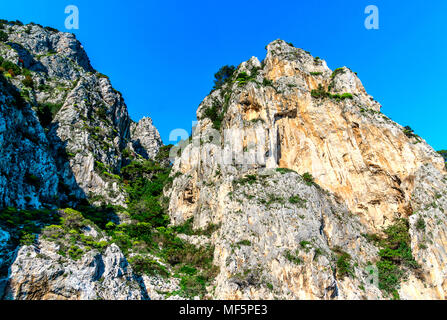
[212,65,235,90]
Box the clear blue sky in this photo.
[1,0,445,150]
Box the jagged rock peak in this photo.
[0,21,162,208]
[168,39,447,299]
[130,117,163,160]
[5,22,94,74]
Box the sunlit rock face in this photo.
[167,40,447,299]
[1,22,446,300]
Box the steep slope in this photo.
[167,40,447,299]
[0,72,59,208]
[0,21,163,299]
[0,21,162,208]
[1,21,446,300]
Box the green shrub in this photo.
[212,65,235,90]
[22,75,34,88]
[11,20,24,26]
[42,225,65,240]
[0,30,8,42]
[235,68,259,87]
[1,60,21,76]
[129,255,169,277]
[377,259,402,299]
[44,26,59,33]
[302,172,314,186]
[96,105,107,119]
[68,245,84,260]
[20,232,35,246]
[203,100,225,130]
[374,219,419,298]
[236,240,251,246]
[311,84,329,99]
[105,221,116,230]
[37,83,51,91]
[336,251,353,279]
[178,274,207,298]
[331,68,346,79]
[120,159,172,227]
[275,168,296,174]
[289,195,307,208]
[96,72,109,79]
[233,174,257,186]
[35,102,63,127]
[285,249,302,265]
[437,150,447,162]
[155,144,174,163]
[416,217,425,231]
[173,218,220,237]
[262,78,274,86]
[403,126,419,139]
[300,241,311,252]
[61,208,85,230]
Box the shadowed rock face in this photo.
[167,40,447,299]
[0,75,59,209]
[0,23,162,300]
[0,23,162,208]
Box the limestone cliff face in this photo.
[0,73,59,209]
[3,242,146,300]
[167,40,447,299]
[192,40,444,231]
[1,23,446,300]
[130,117,163,160]
[0,23,162,208]
[0,22,163,300]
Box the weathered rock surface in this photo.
[0,23,162,208]
[0,21,163,300]
[2,241,147,300]
[1,23,446,300]
[167,40,447,299]
[0,76,59,209]
[130,117,163,160]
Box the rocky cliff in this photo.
[166,40,447,299]
[0,21,162,208]
[0,20,446,300]
[0,21,162,299]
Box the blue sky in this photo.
[1,0,446,150]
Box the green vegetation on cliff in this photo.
[0,145,218,299]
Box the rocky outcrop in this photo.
[1,22,446,300]
[0,22,162,208]
[0,76,59,209]
[0,21,164,300]
[190,40,444,232]
[167,40,447,299]
[2,241,147,300]
[130,117,163,160]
